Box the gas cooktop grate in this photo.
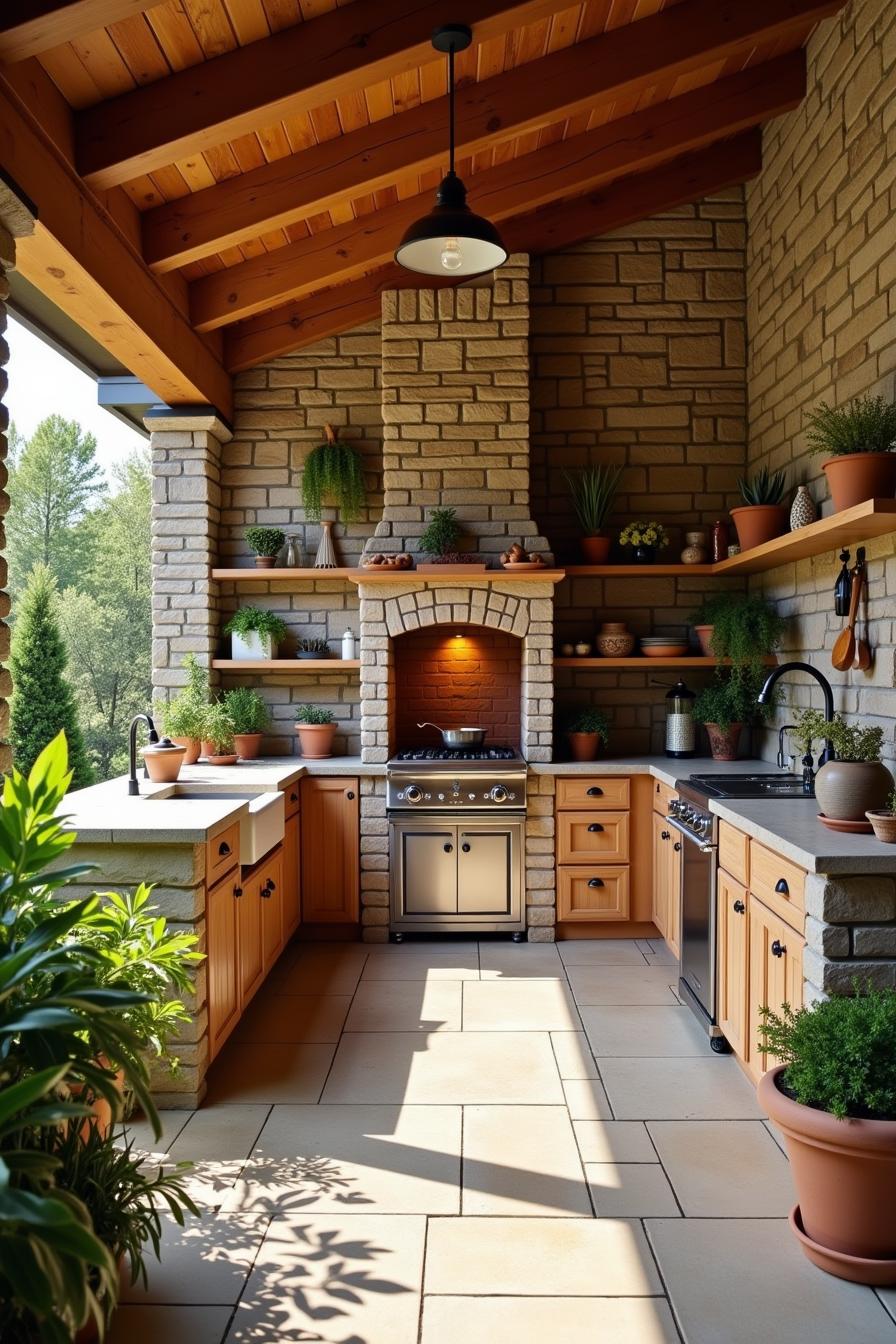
[391,746,519,762]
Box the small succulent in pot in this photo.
[805,394,896,512]
[294,704,337,759]
[565,707,610,762]
[245,526,286,567]
[225,606,288,659]
[796,709,893,824]
[731,464,788,550]
[297,636,330,660]
[223,686,270,759]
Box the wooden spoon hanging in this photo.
[831,571,862,670]
[853,561,871,669]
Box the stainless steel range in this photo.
[387,747,527,939]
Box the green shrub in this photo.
[419,507,462,558]
[805,394,896,457]
[224,606,288,642]
[295,704,335,725]
[157,654,209,740]
[759,987,896,1120]
[566,708,610,740]
[223,686,269,735]
[245,526,285,557]
[689,592,785,679]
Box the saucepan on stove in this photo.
[417,721,487,748]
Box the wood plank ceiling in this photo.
[0,0,846,406]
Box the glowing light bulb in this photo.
[440,237,464,271]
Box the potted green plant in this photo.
[794,709,892,825]
[222,686,270,759]
[618,520,669,564]
[693,668,775,761]
[297,636,330,661]
[224,606,288,660]
[200,702,237,765]
[245,526,285,568]
[730,464,788,550]
[301,423,366,522]
[689,593,785,670]
[156,654,209,763]
[867,787,896,844]
[417,507,484,571]
[564,465,622,563]
[294,704,337,759]
[758,986,896,1283]
[565,707,610,762]
[805,394,896,512]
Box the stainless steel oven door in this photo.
[390,813,524,933]
[666,816,721,1038]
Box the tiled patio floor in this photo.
[115,939,896,1343]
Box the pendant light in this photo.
[395,23,508,278]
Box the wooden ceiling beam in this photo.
[224,131,763,372]
[0,1,151,64]
[142,0,828,274]
[0,76,233,417]
[192,56,801,333]
[76,0,571,189]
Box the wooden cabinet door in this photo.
[558,866,630,921]
[281,813,301,940]
[301,777,360,923]
[665,830,682,961]
[746,895,804,1083]
[237,868,265,1008]
[651,810,669,937]
[557,810,629,864]
[259,849,284,972]
[206,870,240,1059]
[717,868,749,1061]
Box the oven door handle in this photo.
[665,815,717,853]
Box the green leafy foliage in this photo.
[759,987,896,1120]
[689,593,785,696]
[201,703,235,753]
[10,564,94,790]
[805,395,896,457]
[565,708,610,740]
[245,526,285,557]
[693,668,776,730]
[419,507,462,559]
[301,431,367,523]
[790,708,884,762]
[157,654,209,742]
[737,464,787,505]
[222,687,269,735]
[564,466,621,534]
[224,606,288,642]
[295,704,335,725]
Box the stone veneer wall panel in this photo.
[745,0,896,764]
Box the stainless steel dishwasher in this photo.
[668,779,728,1052]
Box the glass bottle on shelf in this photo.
[665,679,695,759]
[285,535,304,569]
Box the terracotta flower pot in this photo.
[759,1064,896,1282]
[729,504,788,551]
[295,722,337,759]
[206,753,238,766]
[822,453,896,512]
[567,731,602,762]
[814,759,893,822]
[580,534,611,564]
[693,624,714,657]
[704,722,743,761]
[233,732,263,760]
[866,810,896,843]
[170,736,201,765]
[140,741,186,783]
[201,740,215,759]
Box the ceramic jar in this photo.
[681,529,708,564]
[789,485,816,530]
[596,622,636,657]
[814,759,893,822]
[574,642,592,657]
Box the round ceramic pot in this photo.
[759,1065,896,1281]
[681,543,708,565]
[704,722,743,761]
[866,811,896,843]
[233,732,263,760]
[596,630,635,657]
[693,625,715,657]
[567,732,601,762]
[141,741,186,783]
[295,722,337,759]
[574,643,592,657]
[822,453,896,512]
[730,504,788,550]
[170,736,201,765]
[580,534,611,563]
[814,759,893,822]
[631,544,655,564]
[253,555,277,567]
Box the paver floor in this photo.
[114,938,896,1343]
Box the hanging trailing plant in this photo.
[301,423,367,523]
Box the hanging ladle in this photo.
[831,569,862,671]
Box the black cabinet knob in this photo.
[268,879,276,892]
[290,791,298,802]
[586,786,603,797]
[661,830,670,840]
[775,878,789,895]
[733,899,745,914]
[218,840,231,856]
[346,790,355,800]
[444,843,453,853]
[587,823,604,833]
[233,885,243,898]
[674,841,681,852]
[461,842,471,853]
[587,877,604,888]
[771,939,786,958]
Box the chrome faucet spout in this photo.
[757,662,835,765]
[128,713,159,796]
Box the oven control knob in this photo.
[490,784,509,803]
[438,793,445,802]
[404,785,423,805]
[469,792,476,800]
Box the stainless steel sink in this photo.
[688,773,814,800]
[147,785,285,863]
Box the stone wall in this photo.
[804,870,896,1002]
[746,0,896,763]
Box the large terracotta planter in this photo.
[567,731,602,762]
[759,1065,896,1282]
[822,453,896,512]
[233,732,263,760]
[170,736,201,765]
[704,722,743,761]
[580,534,611,564]
[730,504,788,551]
[814,759,893,822]
[295,722,336,759]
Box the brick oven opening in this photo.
[391,625,523,752]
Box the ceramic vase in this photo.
[632,544,655,564]
[681,530,708,564]
[814,759,893,822]
[314,520,337,569]
[789,485,816,530]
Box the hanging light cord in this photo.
[448,44,456,176]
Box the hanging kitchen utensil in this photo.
[417,722,487,748]
[831,570,862,670]
[833,548,851,615]
[852,549,871,670]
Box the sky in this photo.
[6,316,146,479]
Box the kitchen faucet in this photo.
[757,662,835,765]
[128,712,159,796]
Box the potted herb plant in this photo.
[223,686,270,759]
[565,707,610,762]
[806,394,896,511]
[302,423,367,522]
[157,653,209,763]
[693,668,775,761]
[245,526,285,568]
[618,520,669,564]
[417,507,484,570]
[730,464,788,550]
[690,593,785,669]
[867,788,896,844]
[200,702,238,765]
[794,709,893,824]
[758,987,896,1283]
[297,636,330,661]
[564,465,622,563]
[224,606,288,660]
[294,704,337,758]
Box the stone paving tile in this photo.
[232,990,351,1043]
[562,1076,614,1121]
[573,1119,657,1164]
[420,1295,680,1343]
[585,1162,680,1217]
[600,1056,764,1120]
[108,1305,233,1344]
[462,1105,591,1216]
[120,1212,267,1304]
[648,1120,793,1216]
[478,941,562,979]
[462,978,580,1031]
[550,1030,599,1079]
[205,1042,335,1104]
[164,1104,271,1208]
[345,978,462,1032]
[566,964,681,1006]
[580,1004,714,1057]
[559,940,650,966]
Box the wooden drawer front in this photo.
[749,840,805,933]
[556,776,630,810]
[558,866,630,922]
[746,894,805,1083]
[719,821,749,887]
[282,783,301,820]
[557,811,629,864]
[208,822,239,883]
[653,780,677,816]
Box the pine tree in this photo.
[9,563,94,789]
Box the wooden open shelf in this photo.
[212,659,360,672]
[713,499,896,573]
[212,567,362,580]
[565,563,720,577]
[555,656,777,669]
[347,569,567,584]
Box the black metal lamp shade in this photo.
[395,171,508,277]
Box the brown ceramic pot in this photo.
[693,624,714,657]
[170,736,201,765]
[206,752,238,766]
[866,810,896,843]
[253,555,277,567]
[140,740,186,783]
[814,759,893,822]
[822,453,896,512]
[729,504,788,551]
[567,731,602,762]
[704,722,743,761]
[295,722,337,759]
[580,534,611,564]
[233,732,263,760]
[596,623,635,657]
[759,1065,896,1282]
